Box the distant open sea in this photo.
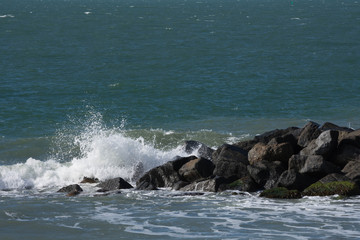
[1,0,360,239]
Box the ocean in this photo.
[1,0,360,238]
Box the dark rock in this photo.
[183,140,214,160]
[342,160,360,182]
[218,176,259,192]
[318,173,351,184]
[172,181,190,190]
[248,141,293,166]
[96,177,133,192]
[299,155,340,177]
[57,184,83,193]
[300,130,338,157]
[320,122,353,132]
[172,156,198,171]
[338,129,360,148]
[136,181,158,191]
[248,143,272,165]
[260,187,302,199]
[80,177,99,184]
[303,181,360,197]
[254,127,300,144]
[270,142,294,166]
[247,161,285,189]
[136,156,197,190]
[67,190,81,197]
[298,121,321,147]
[288,155,307,172]
[180,176,230,192]
[276,169,317,191]
[212,144,249,179]
[178,158,215,182]
[334,144,360,168]
[233,139,258,152]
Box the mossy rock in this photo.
[302,181,360,197]
[260,187,302,199]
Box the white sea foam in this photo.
[0,118,190,191]
[0,14,15,18]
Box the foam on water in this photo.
[0,116,191,191]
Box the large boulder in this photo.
[254,127,300,145]
[248,141,293,166]
[288,155,307,172]
[300,130,338,157]
[136,156,197,190]
[247,161,285,189]
[212,144,249,179]
[338,129,360,148]
[233,139,258,152]
[276,169,317,191]
[96,177,133,192]
[299,155,340,177]
[320,122,353,132]
[183,140,214,160]
[342,160,360,186]
[334,143,360,168]
[178,158,214,182]
[297,121,321,147]
[248,143,272,165]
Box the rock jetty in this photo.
[58,121,360,199]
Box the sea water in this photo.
[1,0,360,239]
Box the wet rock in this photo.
[300,130,338,157]
[96,177,133,192]
[80,177,99,184]
[178,158,214,182]
[303,181,360,197]
[136,156,196,190]
[218,176,259,192]
[58,184,83,194]
[297,121,321,147]
[183,140,214,160]
[338,129,360,148]
[276,169,317,191]
[212,144,249,179]
[172,181,190,191]
[260,187,302,199]
[180,176,230,192]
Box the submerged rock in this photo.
[302,181,360,197]
[260,187,301,199]
[96,177,133,192]
[58,184,83,194]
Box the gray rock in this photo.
[334,144,360,168]
[180,176,230,192]
[288,155,307,172]
[342,160,360,181]
[300,130,338,156]
[57,184,83,193]
[298,121,321,147]
[178,158,214,182]
[318,173,351,184]
[276,169,317,191]
[96,177,133,192]
[183,140,214,160]
[247,161,285,189]
[299,155,340,176]
[212,144,249,179]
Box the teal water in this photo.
[1,0,360,238]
